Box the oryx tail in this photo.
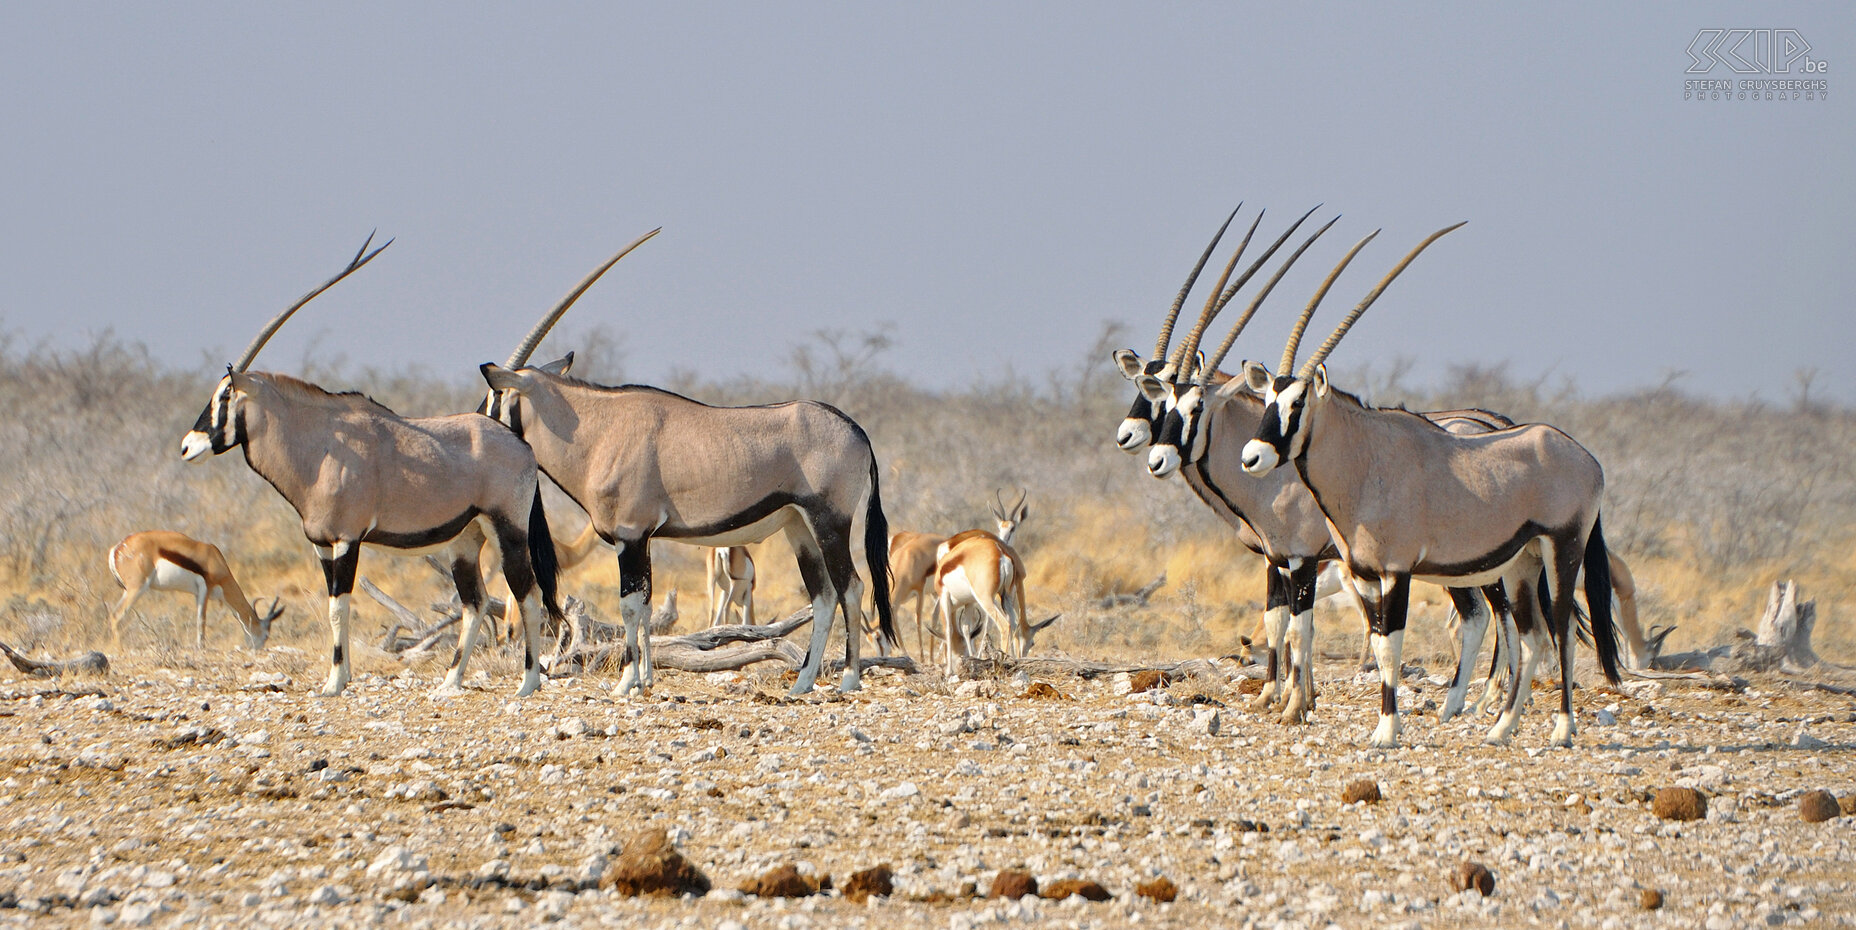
[863,444,897,647]
[1582,515,1622,684]
[527,489,566,627]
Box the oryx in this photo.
[478,230,897,696]
[178,235,564,697]
[1234,222,1621,747]
[1116,206,1520,725]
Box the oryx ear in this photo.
[1312,364,1331,397]
[480,363,526,392]
[537,352,574,376]
[1213,374,1252,401]
[1243,361,1272,394]
[1194,351,1206,376]
[1112,349,1145,381]
[226,371,257,394]
[1137,375,1170,404]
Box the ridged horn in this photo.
[1277,229,1379,376]
[233,232,392,372]
[1167,209,1263,373]
[1202,212,1340,380]
[1297,221,1466,379]
[1153,205,1241,360]
[506,227,662,369]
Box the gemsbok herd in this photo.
[106,205,1649,747]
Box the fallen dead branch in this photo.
[0,640,109,677]
[1093,573,1167,610]
[543,602,814,676]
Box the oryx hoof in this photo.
[1367,715,1401,749]
[838,671,864,693]
[514,675,542,699]
[1549,713,1575,748]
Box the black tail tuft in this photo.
[528,490,565,627]
[1583,514,1622,684]
[863,453,897,650]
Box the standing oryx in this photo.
[478,229,897,696]
[1116,206,1521,726]
[1232,222,1621,747]
[178,235,564,698]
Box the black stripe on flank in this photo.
[651,493,829,541]
[1411,522,1551,579]
[362,508,484,550]
[155,549,207,579]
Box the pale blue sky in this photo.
[2,4,1850,400]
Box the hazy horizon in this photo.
[2,4,1849,403]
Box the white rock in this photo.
[365,846,428,878]
[237,729,270,746]
[307,884,344,906]
[881,782,921,800]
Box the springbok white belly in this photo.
[150,559,208,598]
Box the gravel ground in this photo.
[1,649,1852,929]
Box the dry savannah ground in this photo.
[2,336,1855,928]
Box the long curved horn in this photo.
[1153,205,1241,360]
[1297,221,1466,379]
[1202,212,1341,379]
[506,227,662,369]
[233,232,392,372]
[1276,229,1379,376]
[1167,209,1263,373]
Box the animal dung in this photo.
[1341,779,1382,804]
[989,869,1038,899]
[1041,878,1111,901]
[1454,860,1495,896]
[842,864,894,904]
[1651,787,1707,821]
[1798,789,1842,823]
[1134,876,1179,903]
[1640,888,1665,910]
[602,829,711,897]
[739,864,829,898]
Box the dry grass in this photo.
[2,329,1854,670]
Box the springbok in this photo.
[1117,206,1521,725]
[932,529,1057,675]
[479,229,897,696]
[178,235,564,698]
[888,530,948,659]
[1233,222,1621,747]
[107,531,283,651]
[707,547,756,627]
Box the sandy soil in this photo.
[1,646,1852,930]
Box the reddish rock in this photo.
[989,869,1038,899]
[1341,779,1382,804]
[1454,861,1495,896]
[1640,888,1664,910]
[842,864,894,904]
[1799,789,1841,823]
[603,829,710,897]
[1021,682,1071,701]
[1134,876,1178,903]
[1651,787,1706,821]
[1041,878,1110,901]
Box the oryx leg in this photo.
[613,539,655,696]
[316,541,361,697]
[436,533,489,697]
[1543,535,1583,747]
[787,525,842,695]
[1487,575,1548,745]
[822,523,867,692]
[1247,565,1292,714]
[1363,571,1411,749]
[1439,587,1491,723]
[1279,558,1321,725]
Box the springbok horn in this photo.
[992,489,1007,520]
[506,227,662,369]
[1167,209,1264,374]
[1277,229,1379,376]
[1153,205,1242,361]
[1202,213,1341,380]
[232,232,392,372]
[1297,222,1466,379]
[1012,487,1027,515]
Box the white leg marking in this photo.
[320,593,352,697]
[1440,597,1489,723]
[1280,607,1316,725]
[1369,630,1405,748]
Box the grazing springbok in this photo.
[479,229,897,695]
[107,531,283,651]
[1232,222,1621,747]
[178,235,564,697]
[932,529,1057,674]
[707,547,756,627]
[888,530,948,659]
[1116,206,1522,725]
